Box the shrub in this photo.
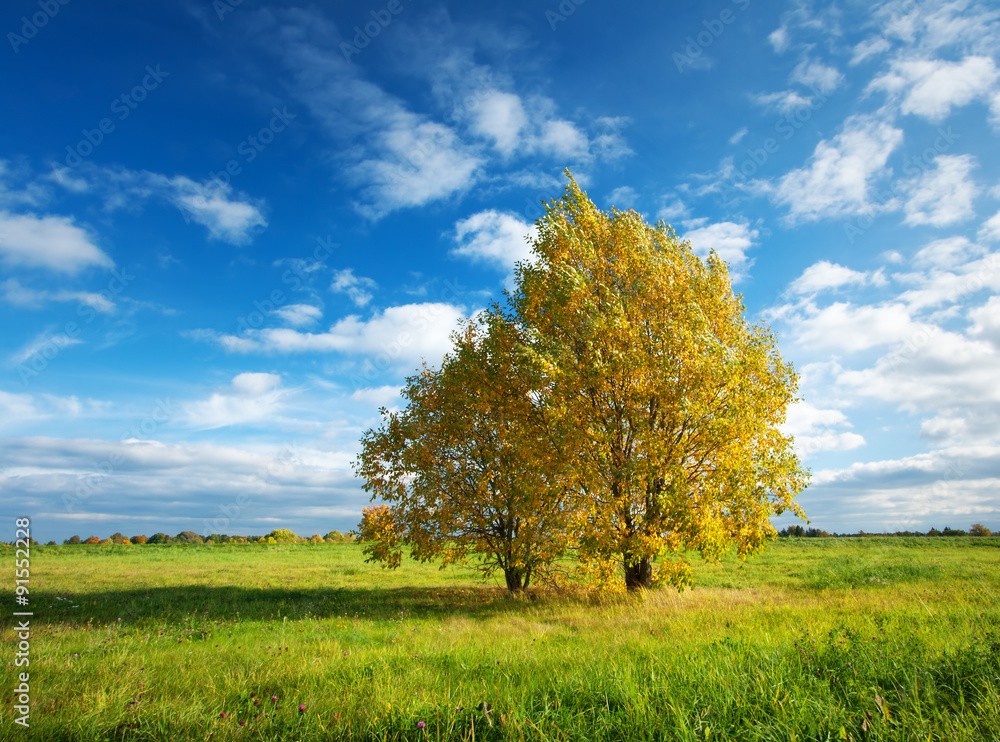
[147,533,172,545]
[970,523,992,537]
[174,531,204,544]
[64,535,81,545]
[324,530,350,543]
[110,532,129,545]
[46,540,57,546]
[309,534,324,543]
[84,535,101,545]
[130,534,148,544]
[265,528,298,543]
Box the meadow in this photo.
[2,538,999,741]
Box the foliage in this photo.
[266,529,299,543]
[355,310,573,592]
[512,174,807,589]
[970,523,992,537]
[83,535,101,545]
[130,534,148,545]
[174,531,204,544]
[147,533,173,545]
[64,535,81,545]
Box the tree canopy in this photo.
[355,174,807,592]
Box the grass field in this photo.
[2,538,999,741]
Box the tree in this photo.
[513,175,808,590]
[64,535,81,545]
[130,534,148,545]
[174,531,204,544]
[266,528,299,543]
[84,535,101,545]
[355,310,573,592]
[147,533,172,544]
[970,523,992,537]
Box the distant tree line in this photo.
[59,528,355,546]
[778,523,993,538]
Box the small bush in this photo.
[174,531,203,544]
[84,536,101,545]
[64,535,81,545]
[309,534,324,543]
[130,535,148,544]
[147,533,172,545]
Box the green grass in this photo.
[2,538,999,741]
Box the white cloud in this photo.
[10,330,84,365]
[1,278,116,313]
[869,56,1000,121]
[772,115,904,223]
[452,210,536,272]
[784,302,920,352]
[0,435,366,537]
[468,90,527,156]
[272,303,322,327]
[781,401,866,458]
[350,385,401,407]
[728,127,748,145]
[330,269,377,307]
[183,372,290,430]
[768,26,790,53]
[682,221,757,280]
[902,154,978,227]
[158,176,267,244]
[850,36,891,66]
[46,166,268,245]
[607,186,639,210]
[196,302,469,371]
[656,196,689,222]
[753,90,813,113]
[0,211,112,273]
[787,261,882,295]
[791,59,843,94]
[978,210,1000,243]
[801,445,1000,531]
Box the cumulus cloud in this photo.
[869,56,999,122]
[272,303,322,327]
[781,401,866,458]
[452,210,536,272]
[0,436,366,539]
[0,211,112,273]
[681,221,758,280]
[787,261,885,295]
[771,115,904,223]
[183,372,290,430]
[193,302,470,371]
[902,154,978,227]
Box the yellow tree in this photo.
[354,310,572,592]
[514,175,808,590]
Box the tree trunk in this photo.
[504,567,529,593]
[624,555,652,590]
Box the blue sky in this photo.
[2,0,999,541]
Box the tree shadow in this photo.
[1,584,572,628]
